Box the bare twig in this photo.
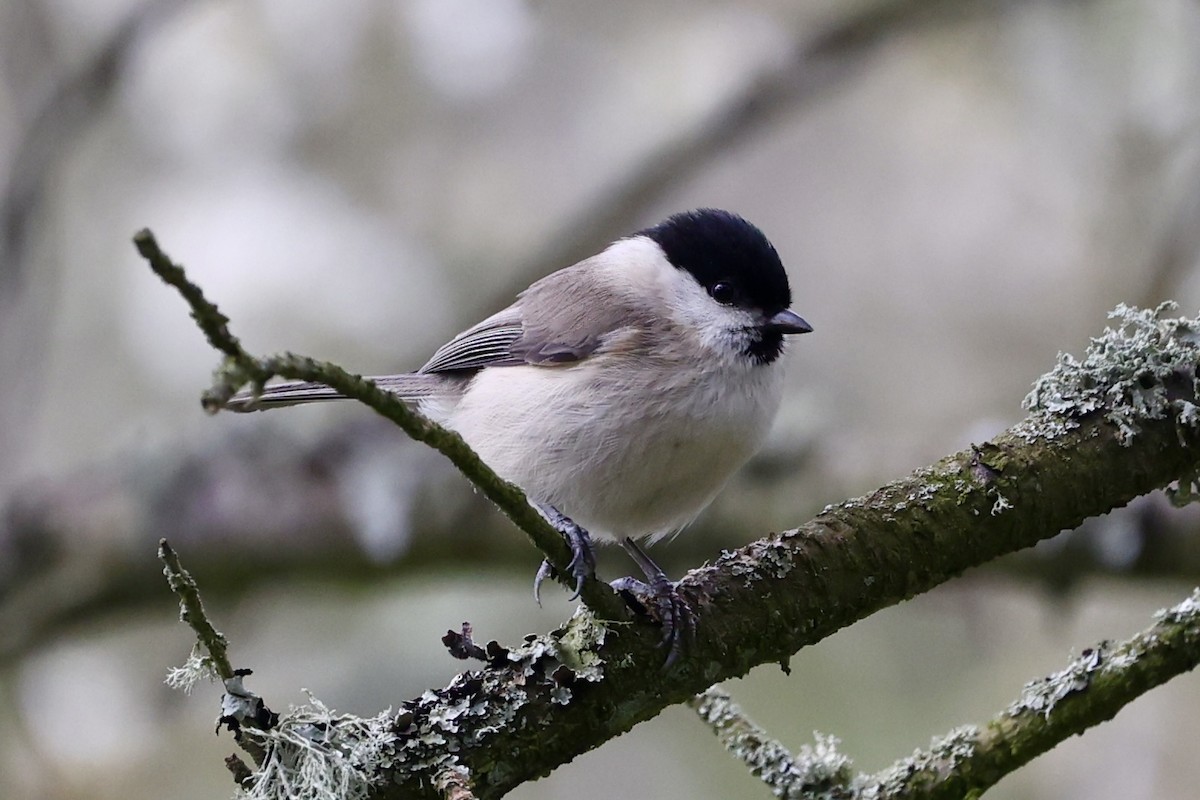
[160,538,274,769]
[134,229,628,621]
[689,686,852,797]
[158,538,233,680]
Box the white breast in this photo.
[443,351,783,542]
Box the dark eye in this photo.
[710,281,737,305]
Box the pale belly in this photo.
[444,360,782,541]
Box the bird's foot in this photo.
[532,504,597,604]
[611,537,696,668]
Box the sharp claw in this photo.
[533,503,597,600]
[533,559,554,606]
[612,537,697,669]
[565,529,595,600]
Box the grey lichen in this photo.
[691,685,854,799]
[989,492,1012,516]
[381,614,609,789]
[1155,586,1200,625]
[1014,644,1109,718]
[856,725,980,800]
[1023,302,1200,443]
[238,694,398,800]
[164,645,219,695]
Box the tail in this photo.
[225,374,447,412]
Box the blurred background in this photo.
[2,0,1200,798]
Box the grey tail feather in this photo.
[226,374,444,412]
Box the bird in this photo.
[228,208,811,659]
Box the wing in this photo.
[225,373,451,411]
[418,306,530,373]
[418,259,643,374]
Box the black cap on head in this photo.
[637,208,791,314]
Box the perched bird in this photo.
[229,208,811,658]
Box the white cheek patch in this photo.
[594,237,675,296]
[657,259,758,358]
[592,236,759,362]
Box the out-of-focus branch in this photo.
[0,0,185,493]
[692,588,1200,799]
[1,0,184,276]
[488,0,1038,314]
[5,413,1198,663]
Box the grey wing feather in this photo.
[420,260,642,373]
[512,260,644,363]
[420,266,633,372]
[418,307,528,373]
[229,257,643,411]
[225,374,447,412]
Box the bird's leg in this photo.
[610,537,696,668]
[532,503,597,604]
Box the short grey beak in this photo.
[764,309,813,335]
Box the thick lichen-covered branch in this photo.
[134,229,625,621]
[691,589,1200,800]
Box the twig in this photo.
[692,589,1200,799]
[159,538,274,768]
[158,538,233,679]
[133,230,628,621]
[689,686,853,797]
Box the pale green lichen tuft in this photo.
[165,645,219,695]
[1023,302,1200,443]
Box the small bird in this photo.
[229,208,811,658]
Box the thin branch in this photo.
[159,537,273,768]
[864,588,1200,798]
[133,229,628,622]
[689,686,853,797]
[692,589,1200,799]
[158,537,233,680]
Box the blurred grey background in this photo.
[3,0,1200,798]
